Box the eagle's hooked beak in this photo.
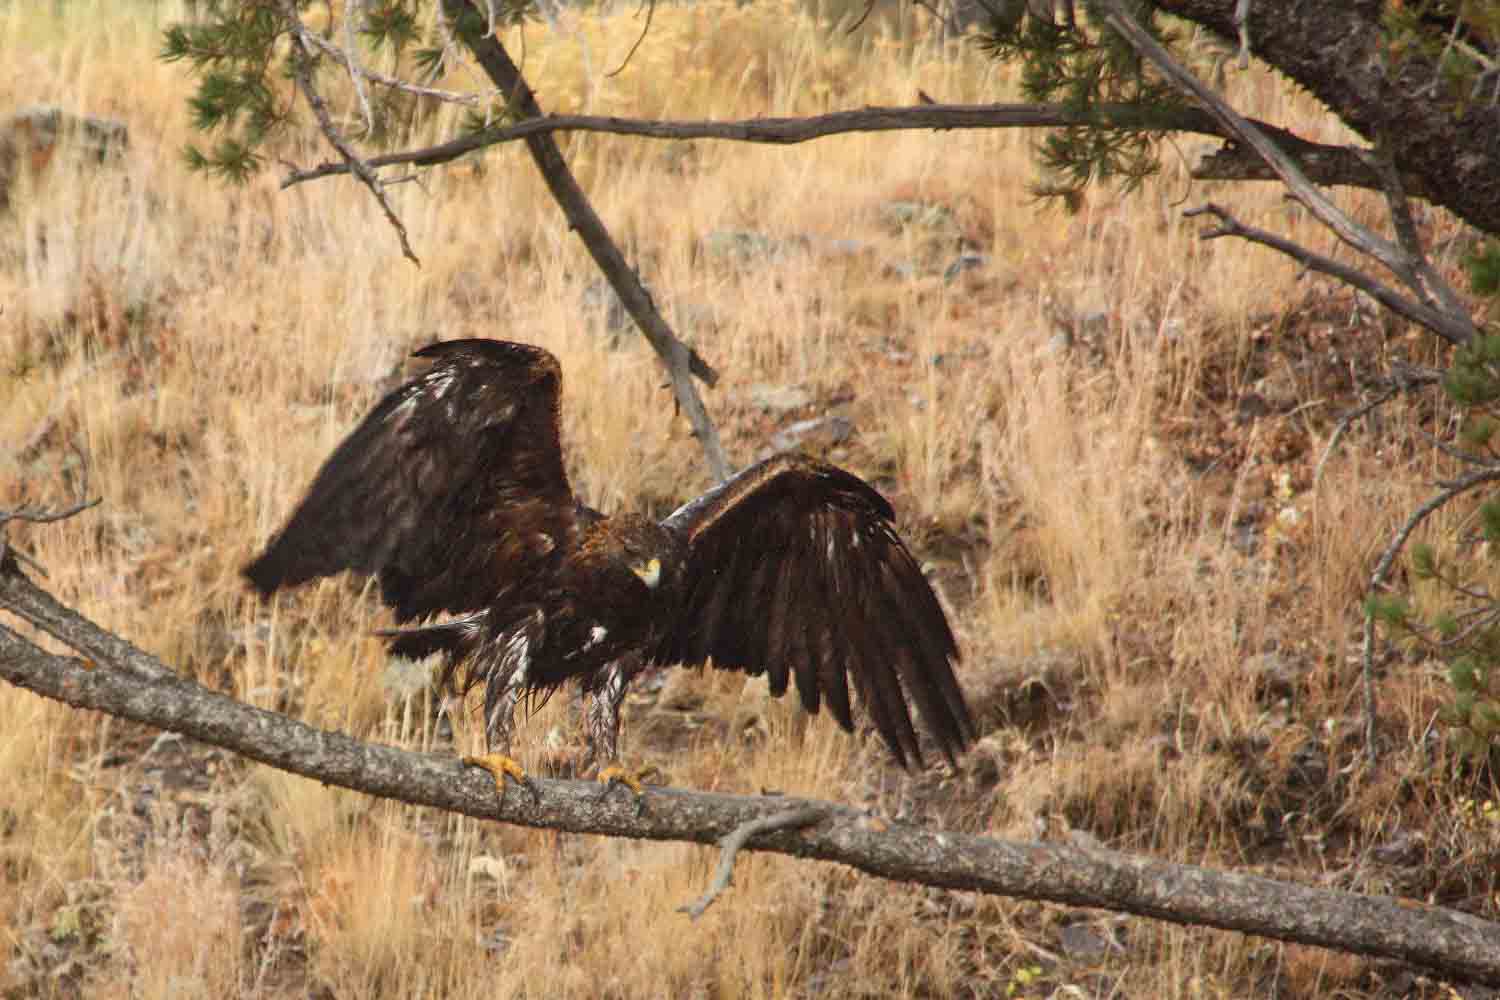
[632,557,662,589]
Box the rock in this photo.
[878,200,959,234]
[943,251,988,282]
[1056,923,1111,962]
[770,415,853,453]
[0,105,129,210]
[744,382,813,415]
[698,229,806,263]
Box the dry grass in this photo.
[3,1,1498,996]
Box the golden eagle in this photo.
[244,340,973,794]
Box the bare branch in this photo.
[440,0,728,480]
[1362,464,1500,761]
[0,460,100,578]
[279,101,1330,186]
[1232,0,1251,69]
[1314,363,1443,494]
[299,29,494,107]
[1100,1,1478,345]
[342,0,376,136]
[2,564,1500,985]
[280,0,420,266]
[680,806,827,918]
[1313,386,1399,495]
[1182,204,1475,347]
[1188,139,1439,199]
[1360,144,1472,322]
[606,0,657,79]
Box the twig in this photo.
[605,0,657,78]
[1313,386,1398,494]
[846,0,877,34]
[342,0,376,136]
[300,29,495,106]
[1232,0,1252,69]
[1314,363,1444,494]
[1182,204,1475,347]
[1360,144,1471,323]
[1362,464,1500,762]
[680,806,826,918]
[280,0,420,266]
[0,459,101,578]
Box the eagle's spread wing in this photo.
[243,340,575,622]
[656,453,974,767]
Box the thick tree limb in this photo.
[1189,138,1439,202]
[1102,1,1478,349]
[3,563,1500,986]
[1152,0,1500,238]
[441,0,728,481]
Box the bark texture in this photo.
[3,562,1500,987]
[1155,0,1500,236]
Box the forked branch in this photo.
[2,547,1500,986]
[1101,0,1479,348]
[439,0,728,480]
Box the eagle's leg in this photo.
[586,655,660,803]
[462,640,539,803]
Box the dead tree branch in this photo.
[1101,0,1479,348]
[280,0,420,266]
[1099,0,1484,766]
[1181,204,1476,347]
[1361,463,1500,759]
[680,806,827,919]
[0,459,100,578]
[3,559,1500,986]
[278,101,1381,196]
[440,0,728,481]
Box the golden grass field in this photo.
[3,1,1497,996]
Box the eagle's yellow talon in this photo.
[464,753,538,802]
[597,763,643,797]
[595,761,663,808]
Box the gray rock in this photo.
[744,382,813,415]
[0,105,129,210]
[698,229,807,263]
[878,200,959,234]
[770,415,854,453]
[943,251,989,282]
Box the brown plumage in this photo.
[244,339,974,774]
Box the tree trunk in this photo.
[1153,0,1500,237]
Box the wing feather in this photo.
[656,453,974,766]
[243,340,574,623]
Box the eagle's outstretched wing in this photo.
[243,339,575,622]
[655,453,974,767]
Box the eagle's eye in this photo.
[632,557,662,589]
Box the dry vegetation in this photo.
[3,1,1498,996]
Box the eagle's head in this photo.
[590,513,685,598]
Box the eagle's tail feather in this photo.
[374,610,489,663]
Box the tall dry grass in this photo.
[2,0,1495,995]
